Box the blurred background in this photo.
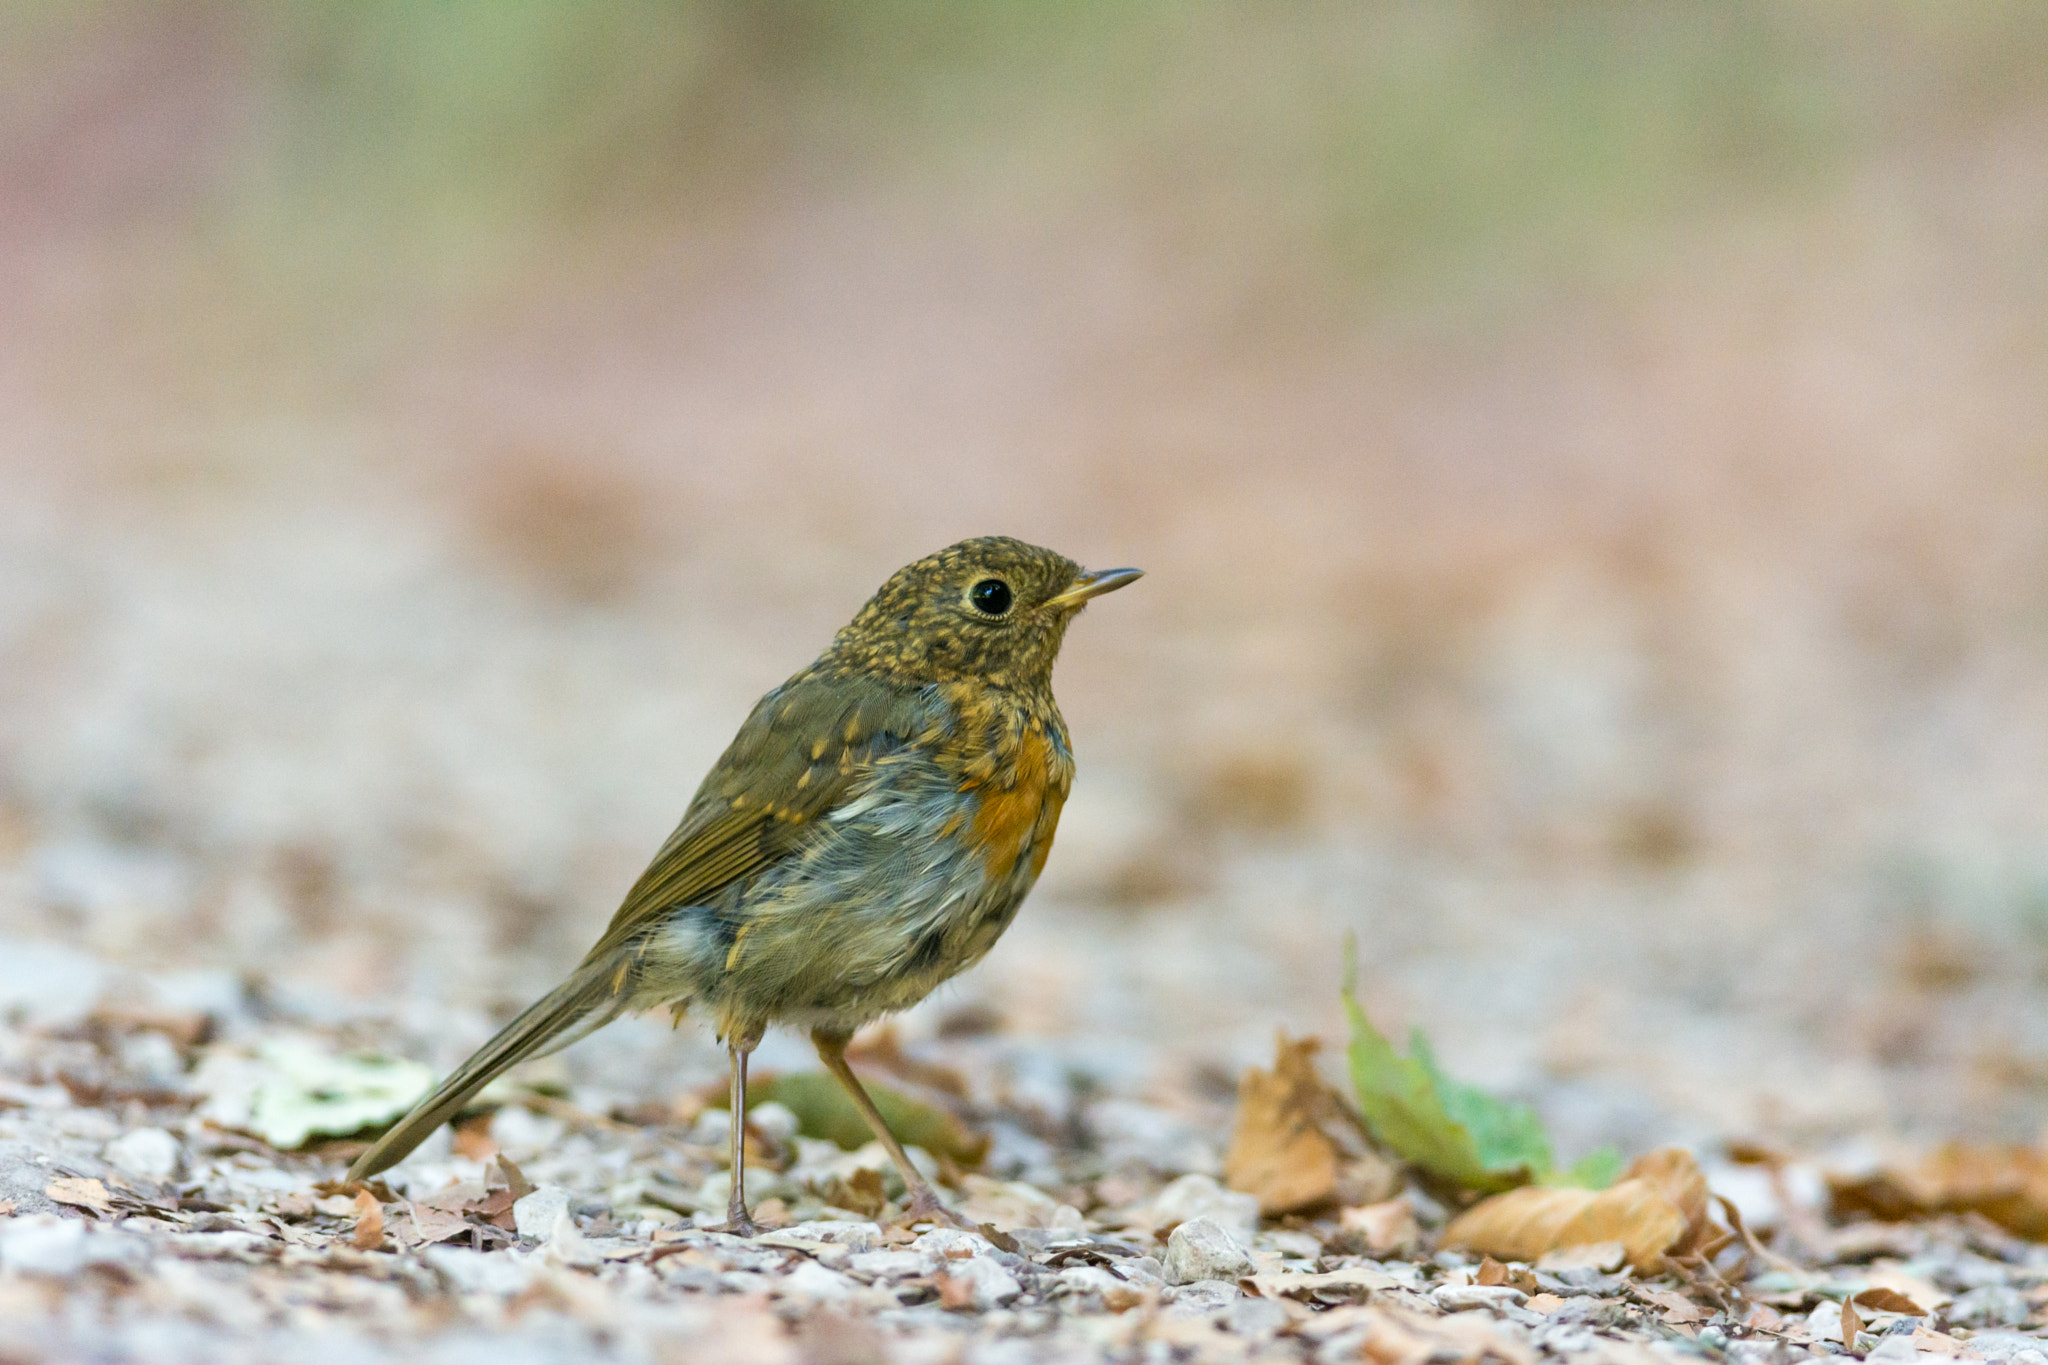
[3,2,2047,1161]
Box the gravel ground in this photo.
[2,940,2045,1365]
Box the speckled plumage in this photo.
[349,537,1139,1228]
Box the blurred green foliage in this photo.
[7,3,2046,322]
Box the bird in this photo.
[346,536,1141,1233]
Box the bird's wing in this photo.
[580,672,937,965]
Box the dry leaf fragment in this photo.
[1357,1304,1538,1365]
[1241,1265,1398,1305]
[1342,1198,1420,1256]
[1841,1294,1863,1350]
[1225,1032,1343,1215]
[1636,1287,1707,1325]
[1535,1241,1625,1274]
[1851,1287,1927,1317]
[351,1189,385,1251]
[1829,1143,2048,1240]
[1441,1148,1716,1274]
[46,1177,114,1215]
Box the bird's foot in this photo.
[707,1199,764,1238]
[892,1185,976,1233]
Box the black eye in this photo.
[968,578,1013,617]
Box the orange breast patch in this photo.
[968,728,1064,882]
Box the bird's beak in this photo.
[1047,566,1143,609]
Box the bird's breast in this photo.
[962,724,1072,885]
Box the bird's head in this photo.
[830,536,1141,689]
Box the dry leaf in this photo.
[46,1176,114,1215]
[1475,1256,1508,1286]
[1841,1294,1862,1349]
[403,1201,472,1247]
[351,1189,385,1251]
[452,1116,499,1162]
[1851,1287,1927,1317]
[1241,1265,1399,1305]
[1911,1327,1973,1357]
[1225,1031,1343,1215]
[824,1167,887,1218]
[1441,1147,1715,1273]
[1358,1304,1538,1365]
[1637,1287,1708,1325]
[1535,1242,1625,1274]
[1342,1199,1420,1256]
[1829,1144,2048,1239]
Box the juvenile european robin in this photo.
[347,536,1140,1231]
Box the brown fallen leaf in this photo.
[1441,1148,1717,1274]
[351,1189,385,1251]
[1841,1294,1863,1350]
[1358,1304,1538,1365]
[402,1201,472,1247]
[1829,1144,2048,1240]
[1342,1198,1420,1256]
[1637,1286,1708,1325]
[46,1177,114,1216]
[1225,1031,1343,1215]
[1241,1265,1399,1305]
[452,1115,499,1163]
[1852,1287,1927,1317]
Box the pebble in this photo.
[1162,1217,1256,1286]
[943,1255,1021,1309]
[847,1249,930,1280]
[1433,1284,1528,1313]
[103,1126,182,1181]
[0,1215,144,1276]
[1943,1285,2030,1330]
[512,1186,574,1241]
[423,1245,539,1296]
[1149,1174,1260,1241]
[780,1259,859,1300]
[1163,1279,1241,1314]
[1223,1295,1292,1339]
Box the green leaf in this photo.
[1341,936,1551,1193]
[244,1037,434,1150]
[744,1071,988,1167]
[1556,1146,1626,1190]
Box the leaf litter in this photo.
[2,944,2048,1363]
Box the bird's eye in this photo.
[967,577,1013,617]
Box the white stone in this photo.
[1164,1279,1242,1314]
[0,1214,143,1276]
[913,1227,998,1259]
[1150,1174,1260,1241]
[512,1185,573,1240]
[0,1216,88,1276]
[943,1255,1021,1309]
[1162,1217,1256,1286]
[1225,1294,1293,1338]
[1057,1265,1128,1297]
[1434,1284,1528,1313]
[847,1249,931,1280]
[1866,1336,1921,1364]
[104,1126,182,1181]
[423,1244,538,1296]
[780,1259,858,1299]
[747,1101,798,1144]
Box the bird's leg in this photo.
[711,1028,764,1236]
[811,1028,974,1231]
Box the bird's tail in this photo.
[346,948,639,1183]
